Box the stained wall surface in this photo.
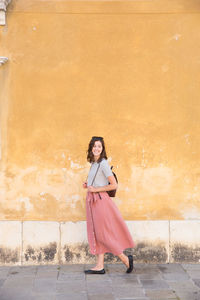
[0,0,200,264]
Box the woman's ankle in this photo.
[96,265,104,269]
[91,265,104,270]
[118,253,129,267]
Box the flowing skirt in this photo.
[86,191,135,256]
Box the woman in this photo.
[83,136,135,274]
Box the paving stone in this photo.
[113,286,145,298]
[111,277,141,287]
[138,273,163,280]
[56,280,86,293]
[0,267,10,277]
[186,270,200,279]
[60,264,85,272]
[32,295,56,300]
[168,279,199,290]
[58,271,85,280]
[109,273,138,280]
[37,265,59,271]
[88,294,115,300]
[0,278,5,287]
[135,267,160,275]
[162,272,190,281]
[182,264,200,270]
[174,289,200,300]
[140,279,169,289]
[34,278,57,293]
[0,263,200,300]
[9,266,37,277]
[0,288,33,300]
[56,292,88,300]
[36,266,59,278]
[86,275,112,283]
[3,275,34,288]
[118,298,149,300]
[193,278,200,288]
[158,263,185,273]
[147,298,177,300]
[87,281,113,295]
[36,271,58,278]
[135,264,159,269]
[145,289,177,299]
[118,298,148,300]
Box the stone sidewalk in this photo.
[0,263,200,300]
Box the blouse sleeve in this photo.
[101,159,113,178]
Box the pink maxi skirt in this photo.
[86,191,135,256]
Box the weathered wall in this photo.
[0,0,200,264]
[1,220,200,265]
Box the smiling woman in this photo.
[83,136,135,274]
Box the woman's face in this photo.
[92,140,103,159]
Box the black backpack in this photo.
[107,166,118,197]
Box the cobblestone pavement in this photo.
[0,263,200,300]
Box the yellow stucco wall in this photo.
[0,0,200,221]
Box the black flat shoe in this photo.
[126,255,134,273]
[84,269,106,274]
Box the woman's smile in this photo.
[92,141,103,158]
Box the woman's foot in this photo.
[126,255,134,273]
[84,265,105,274]
[91,267,104,271]
[84,269,105,274]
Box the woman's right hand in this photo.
[83,182,87,189]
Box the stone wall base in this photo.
[0,220,200,265]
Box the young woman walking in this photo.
[83,136,135,274]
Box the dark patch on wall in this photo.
[132,243,168,263]
[0,247,19,264]
[64,247,73,262]
[24,242,57,263]
[171,243,200,263]
[84,244,96,260]
[104,253,120,263]
[62,242,167,263]
[43,242,57,261]
[25,246,35,261]
[63,243,93,263]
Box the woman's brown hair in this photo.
[87,136,108,163]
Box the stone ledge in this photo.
[0,220,200,265]
[0,0,11,25]
[7,0,200,14]
[0,56,8,65]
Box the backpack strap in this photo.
[91,163,100,186]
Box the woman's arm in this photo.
[87,175,118,193]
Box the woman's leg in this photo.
[118,253,129,267]
[91,253,105,270]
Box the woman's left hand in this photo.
[87,186,97,193]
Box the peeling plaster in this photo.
[70,160,82,170]
[169,34,181,41]
[70,194,80,208]
[0,164,89,219]
[184,134,190,145]
[131,166,173,196]
[19,197,33,211]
